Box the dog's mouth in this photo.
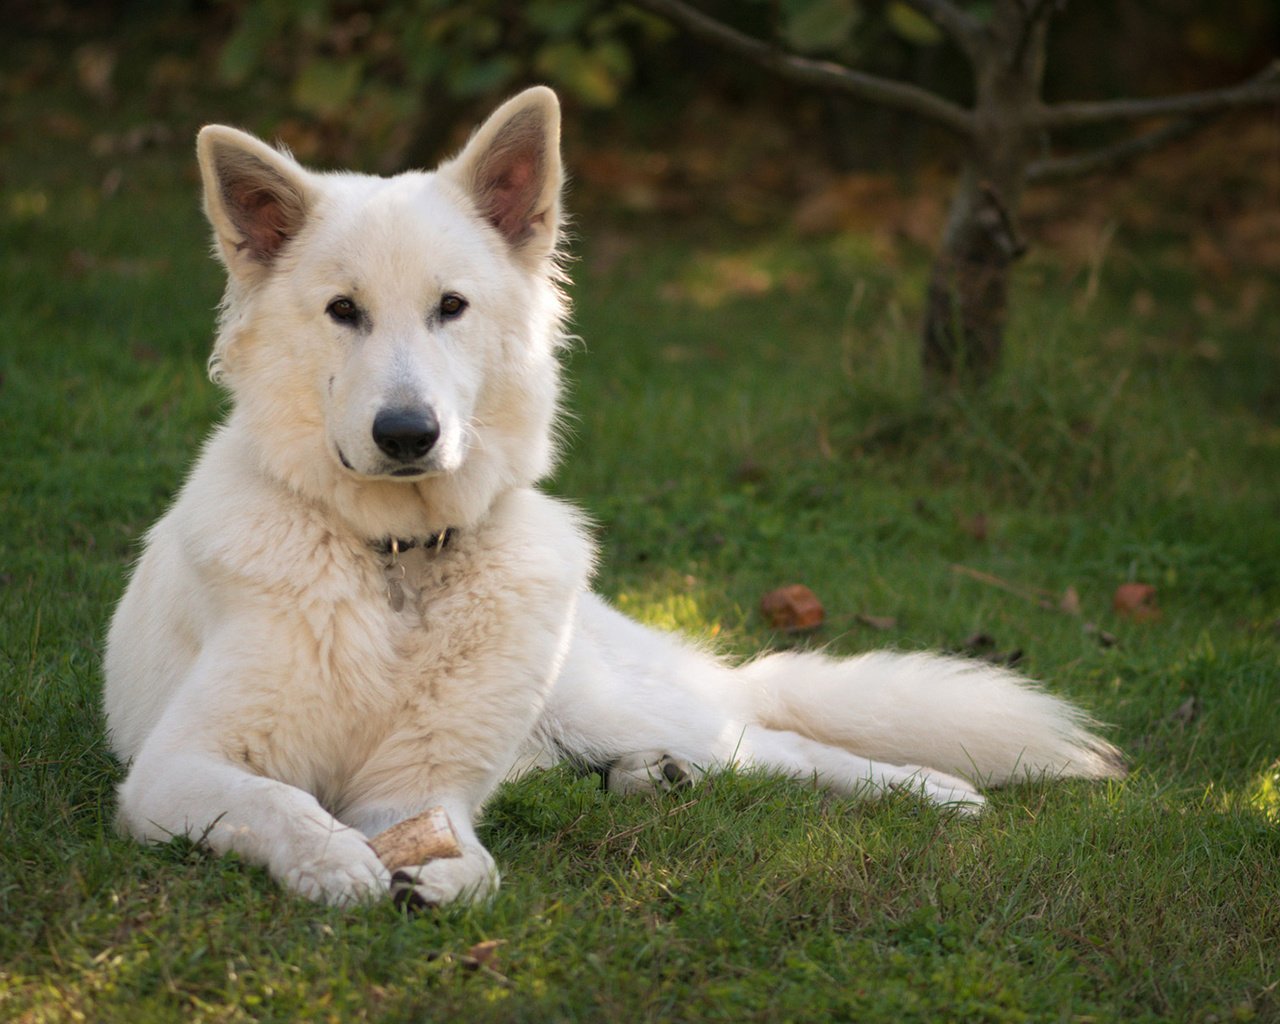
[336,446,435,482]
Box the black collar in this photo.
[370,528,456,559]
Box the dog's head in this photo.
[196,88,567,536]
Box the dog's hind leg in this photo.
[715,724,987,814]
[590,728,984,811]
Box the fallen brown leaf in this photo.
[760,584,825,632]
[1083,622,1118,647]
[463,940,504,970]
[1170,695,1201,727]
[1113,582,1161,622]
[1059,586,1082,616]
[958,632,1023,667]
[960,512,989,542]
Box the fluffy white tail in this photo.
[739,650,1125,786]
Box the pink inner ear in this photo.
[488,160,539,242]
[472,109,549,248]
[226,181,296,261]
[209,142,308,265]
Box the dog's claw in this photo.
[391,870,438,913]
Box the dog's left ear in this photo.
[443,87,563,263]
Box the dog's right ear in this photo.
[196,126,313,283]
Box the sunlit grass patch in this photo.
[1245,760,1280,823]
[614,579,726,642]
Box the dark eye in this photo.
[439,294,468,320]
[326,297,360,325]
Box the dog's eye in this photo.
[439,294,468,320]
[326,297,360,325]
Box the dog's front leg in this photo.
[118,741,391,905]
[344,798,498,908]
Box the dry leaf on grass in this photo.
[760,584,825,632]
[463,940,504,971]
[958,632,1023,667]
[1170,695,1202,727]
[1113,582,1161,622]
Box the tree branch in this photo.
[897,0,985,61]
[1008,0,1062,74]
[1026,116,1208,183]
[627,0,975,138]
[1033,60,1280,129]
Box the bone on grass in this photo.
[368,806,462,871]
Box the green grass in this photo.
[3,69,1280,1024]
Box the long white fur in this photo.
[104,87,1122,907]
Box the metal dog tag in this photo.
[386,573,406,613]
[385,539,408,612]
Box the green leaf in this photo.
[445,56,520,99]
[886,1,944,46]
[525,0,596,39]
[535,40,631,107]
[291,57,363,117]
[218,3,279,86]
[781,0,861,54]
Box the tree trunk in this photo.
[922,1,1046,388]
[923,166,1025,385]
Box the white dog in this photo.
[104,87,1123,908]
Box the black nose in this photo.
[372,407,440,462]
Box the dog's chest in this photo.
[241,541,517,796]
[321,544,468,707]
[222,488,591,812]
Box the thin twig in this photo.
[1027,114,1208,183]
[627,0,976,138]
[1031,59,1280,129]
[950,563,1058,611]
[1008,0,1060,74]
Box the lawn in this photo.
[2,59,1279,1023]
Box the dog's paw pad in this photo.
[659,756,693,789]
[605,751,700,795]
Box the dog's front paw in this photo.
[606,751,700,795]
[279,829,391,905]
[388,846,499,911]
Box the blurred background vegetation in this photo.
[7,0,1278,183]
[8,1,1277,396]
[3,11,1279,1019]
